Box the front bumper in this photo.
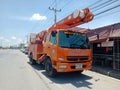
[54,61,92,72]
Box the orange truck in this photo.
[28,8,94,76]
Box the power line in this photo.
[48,0,61,24]
[42,0,61,28]
[95,4,120,16]
[52,0,119,18]
[58,2,80,21]
[93,0,119,12]
[57,0,74,21]
[30,0,56,32]
[61,0,73,10]
[43,0,56,16]
[88,0,103,8]
[50,0,56,7]
[94,9,120,20]
[91,0,113,10]
[32,0,120,32]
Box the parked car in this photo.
[20,48,28,54]
[23,48,28,54]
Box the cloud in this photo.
[11,36,17,40]
[30,13,47,21]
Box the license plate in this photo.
[75,64,83,69]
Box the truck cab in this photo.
[43,29,92,76]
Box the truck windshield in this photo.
[58,31,90,49]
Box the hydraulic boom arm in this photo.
[49,8,94,31]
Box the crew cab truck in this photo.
[28,8,94,76]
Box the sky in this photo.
[0,0,120,47]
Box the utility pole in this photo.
[48,0,61,24]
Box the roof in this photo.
[88,23,120,43]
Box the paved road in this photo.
[0,49,49,90]
[0,49,120,90]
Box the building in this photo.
[88,23,120,71]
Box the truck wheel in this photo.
[76,70,83,74]
[45,58,57,77]
[29,54,36,65]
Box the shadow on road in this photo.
[27,62,45,70]
[28,62,93,89]
[42,72,93,89]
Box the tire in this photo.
[76,70,83,74]
[45,58,57,77]
[29,53,36,65]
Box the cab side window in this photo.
[45,34,49,42]
[50,33,57,44]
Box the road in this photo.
[0,49,49,90]
[0,49,120,90]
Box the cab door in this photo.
[43,31,57,60]
[49,31,58,60]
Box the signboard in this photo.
[101,41,114,47]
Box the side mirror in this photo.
[51,30,57,37]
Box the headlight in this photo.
[58,58,64,61]
[59,65,67,69]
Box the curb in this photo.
[91,66,120,79]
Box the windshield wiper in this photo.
[70,43,89,49]
[70,44,81,48]
[60,45,70,48]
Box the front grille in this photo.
[67,56,88,61]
